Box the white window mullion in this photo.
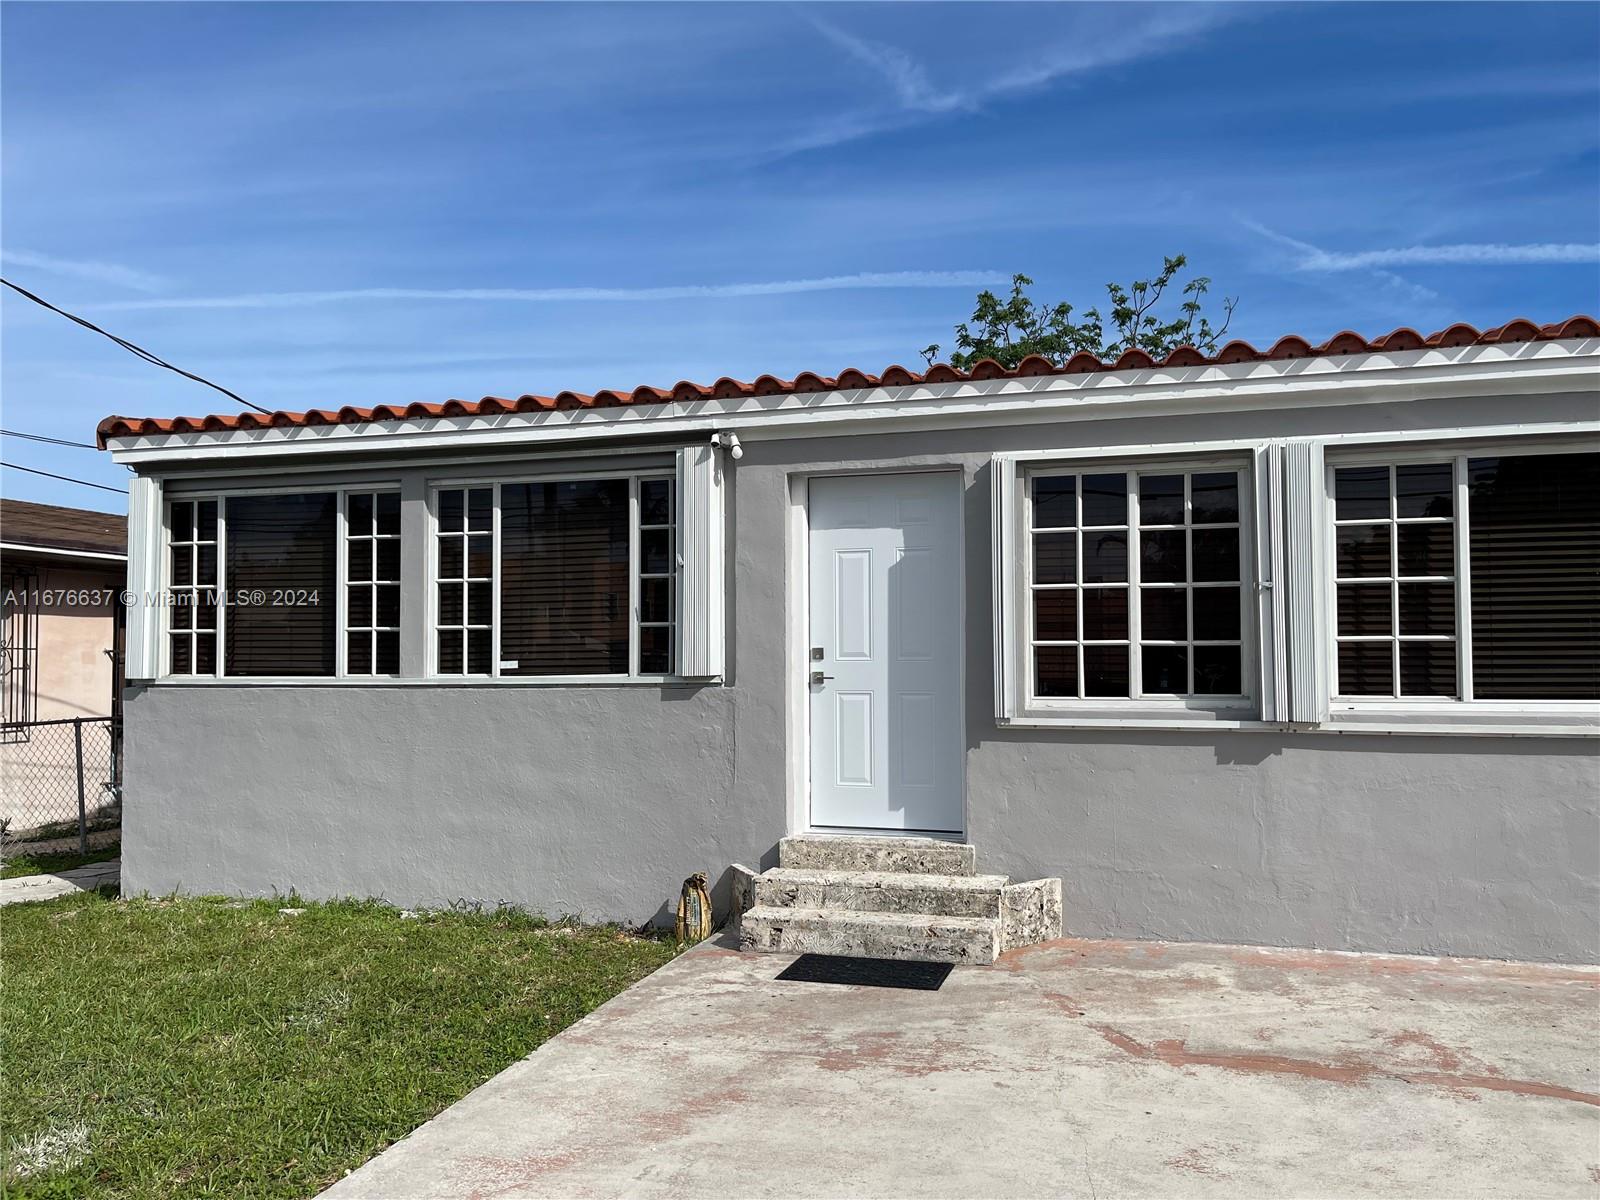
[491,483,502,679]
[1455,455,1474,701]
[425,490,437,677]
[1075,475,1085,699]
[335,491,348,678]
[1186,473,1196,696]
[1389,464,1400,698]
[215,498,227,680]
[629,475,641,677]
[1128,471,1143,700]
[991,454,1019,720]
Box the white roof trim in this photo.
[0,541,127,562]
[106,339,1600,466]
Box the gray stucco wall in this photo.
[122,390,1600,962]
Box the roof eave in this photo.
[103,337,1600,467]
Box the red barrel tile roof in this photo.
[96,315,1599,447]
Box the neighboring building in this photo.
[0,499,127,831]
[98,316,1599,963]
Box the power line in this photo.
[1,276,270,414]
[1,461,128,494]
[0,428,99,450]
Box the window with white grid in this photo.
[636,477,676,674]
[1027,465,1250,703]
[1330,448,1599,702]
[167,498,219,675]
[344,491,401,675]
[430,474,677,679]
[1333,463,1456,698]
[434,487,495,676]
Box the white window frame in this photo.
[1321,434,1600,733]
[635,477,677,675]
[338,489,403,678]
[162,494,222,678]
[426,467,679,683]
[1006,450,1261,725]
[159,485,399,682]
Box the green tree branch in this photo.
[923,255,1237,369]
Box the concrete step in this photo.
[754,867,1008,919]
[738,905,1001,965]
[778,834,976,876]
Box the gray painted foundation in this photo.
[121,390,1600,962]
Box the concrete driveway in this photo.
[323,934,1599,1199]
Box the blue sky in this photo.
[3,1,1597,511]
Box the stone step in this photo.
[754,868,1008,919]
[738,905,1001,965]
[778,834,976,876]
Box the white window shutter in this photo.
[1254,444,1289,722]
[125,473,164,681]
[676,442,726,680]
[991,454,1018,721]
[1282,439,1329,724]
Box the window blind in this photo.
[500,480,629,675]
[224,493,337,677]
[1468,452,1599,700]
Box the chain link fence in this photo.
[0,717,121,852]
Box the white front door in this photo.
[807,471,964,834]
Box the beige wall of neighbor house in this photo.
[24,562,121,719]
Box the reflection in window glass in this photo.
[500,480,629,676]
[1468,452,1599,700]
[224,494,337,677]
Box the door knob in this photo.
[810,671,834,685]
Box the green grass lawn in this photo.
[2,844,120,879]
[1,892,678,1199]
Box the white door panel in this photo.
[808,472,963,833]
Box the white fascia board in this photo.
[105,340,1600,467]
[0,542,127,562]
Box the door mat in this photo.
[776,953,953,990]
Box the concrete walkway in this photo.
[322,934,1599,1199]
[0,858,119,906]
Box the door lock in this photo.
[810,671,834,685]
[810,647,825,661]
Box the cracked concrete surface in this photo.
[321,934,1599,1199]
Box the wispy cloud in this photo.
[1241,219,1439,306]
[1,248,172,293]
[790,4,1245,155]
[981,5,1242,101]
[805,16,967,114]
[89,270,1013,312]
[1297,242,1600,270]
[1241,220,1599,274]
